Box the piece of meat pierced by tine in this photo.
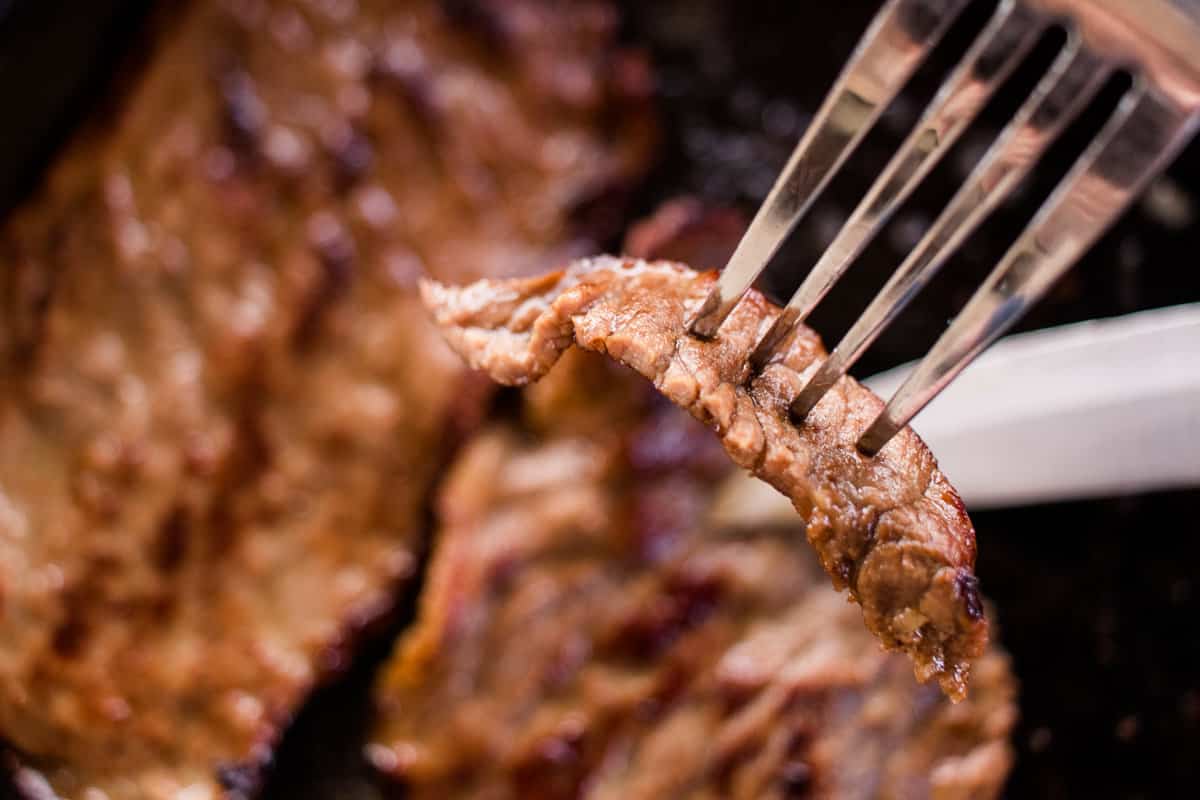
[421,257,987,699]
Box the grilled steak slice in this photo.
[422,257,987,699]
[0,1,652,796]
[370,351,1015,798]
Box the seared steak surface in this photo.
[371,350,1015,798]
[0,1,650,796]
[422,257,987,699]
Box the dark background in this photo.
[1,1,1197,797]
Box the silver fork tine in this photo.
[686,0,971,338]
[790,36,1111,422]
[749,0,1045,368]
[858,83,1200,455]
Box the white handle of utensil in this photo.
[864,304,1200,509]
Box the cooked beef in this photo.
[370,351,1015,798]
[422,257,987,699]
[0,1,652,796]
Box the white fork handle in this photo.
[865,304,1200,509]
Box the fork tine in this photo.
[749,0,1045,368]
[686,0,971,339]
[790,35,1111,423]
[858,83,1199,455]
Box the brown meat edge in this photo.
[0,527,405,800]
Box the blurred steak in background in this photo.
[0,0,652,796]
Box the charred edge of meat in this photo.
[2,552,415,800]
[956,572,985,623]
[221,573,420,798]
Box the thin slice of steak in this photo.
[370,351,1015,798]
[422,257,987,699]
[0,1,652,797]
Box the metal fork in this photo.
[685,0,1200,455]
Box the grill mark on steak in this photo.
[421,257,987,699]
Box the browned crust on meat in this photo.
[421,257,988,699]
[0,1,653,796]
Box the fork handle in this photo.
[864,304,1200,509]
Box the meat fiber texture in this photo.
[0,0,653,797]
[422,257,989,700]
[370,349,1015,799]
